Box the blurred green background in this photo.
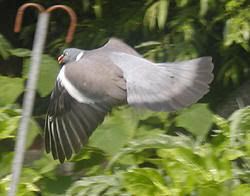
[0,0,249,195]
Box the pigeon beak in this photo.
[57,55,64,64]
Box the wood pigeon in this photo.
[45,38,214,163]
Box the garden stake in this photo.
[9,3,77,196]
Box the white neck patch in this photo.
[75,52,84,62]
[57,66,94,104]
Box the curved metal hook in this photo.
[46,5,77,43]
[14,3,77,43]
[14,3,45,33]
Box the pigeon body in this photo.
[45,38,214,162]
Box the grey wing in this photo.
[44,81,110,163]
[65,54,127,105]
[109,52,214,111]
[102,38,141,56]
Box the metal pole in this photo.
[8,12,50,196]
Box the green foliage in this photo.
[176,104,213,141]
[0,106,41,195]
[0,0,250,195]
[224,7,250,51]
[0,106,40,146]
[23,54,59,97]
[67,106,249,196]
[123,168,169,195]
[144,0,169,30]
[9,106,240,195]
[0,34,58,98]
[1,104,250,195]
[67,174,123,196]
[9,48,31,58]
[89,107,138,155]
[0,76,24,106]
[0,34,12,59]
[0,106,20,140]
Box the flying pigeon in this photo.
[45,38,214,163]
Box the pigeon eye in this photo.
[64,51,69,56]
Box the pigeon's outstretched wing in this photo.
[102,38,141,56]
[45,80,111,163]
[110,52,214,111]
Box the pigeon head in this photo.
[58,48,85,65]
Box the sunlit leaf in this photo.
[157,0,169,30]
[9,48,31,58]
[229,106,250,146]
[199,0,209,16]
[32,154,57,175]
[123,168,169,196]
[143,2,158,29]
[0,76,24,106]
[89,107,137,155]
[108,133,193,168]
[0,153,13,178]
[232,184,250,196]
[223,8,250,51]
[93,0,102,18]
[176,104,213,140]
[67,175,123,196]
[23,54,59,97]
[225,0,246,12]
[135,41,161,49]
[223,149,245,160]
[0,116,19,139]
[175,0,189,7]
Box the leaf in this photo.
[199,0,209,16]
[26,119,41,149]
[123,168,169,196]
[108,133,193,169]
[0,116,19,139]
[135,41,161,49]
[82,0,90,12]
[0,34,12,59]
[213,115,230,135]
[66,175,123,196]
[229,106,250,146]
[1,175,40,196]
[93,0,102,18]
[223,8,250,51]
[0,106,40,153]
[0,76,24,106]
[223,149,245,160]
[0,106,21,139]
[143,2,158,30]
[225,0,246,12]
[175,104,213,140]
[9,48,31,57]
[157,0,169,30]
[232,184,250,196]
[0,153,13,177]
[23,54,59,97]
[41,176,73,195]
[89,107,137,155]
[175,0,189,7]
[32,154,57,175]
[21,168,41,183]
